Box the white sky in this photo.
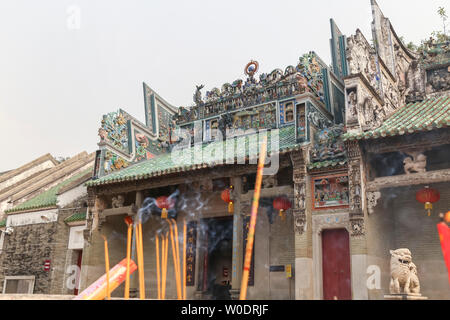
[0,0,448,172]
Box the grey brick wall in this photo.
[0,196,87,295]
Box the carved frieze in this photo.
[350,216,366,237]
[346,30,381,95]
[346,140,363,216]
[293,209,307,236]
[309,124,346,163]
[312,212,351,236]
[366,191,381,215]
[344,75,385,132]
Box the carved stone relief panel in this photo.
[312,211,351,235]
[345,77,385,132]
[346,30,381,95]
[346,141,363,217]
[380,67,401,114]
[293,209,307,236]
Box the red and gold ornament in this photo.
[156,196,175,219]
[221,187,234,214]
[416,186,440,216]
[273,196,292,221]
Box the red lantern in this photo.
[221,187,234,213]
[273,197,292,221]
[416,186,440,216]
[156,196,174,219]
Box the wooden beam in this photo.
[366,169,450,191]
[99,205,138,219]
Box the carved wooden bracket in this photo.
[367,191,381,215]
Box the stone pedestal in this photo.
[384,294,428,300]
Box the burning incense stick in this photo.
[183,219,187,300]
[136,222,145,299]
[168,219,182,299]
[239,136,267,300]
[156,234,161,300]
[172,219,182,299]
[139,222,146,299]
[102,235,111,300]
[135,224,141,296]
[161,232,168,299]
[124,217,133,299]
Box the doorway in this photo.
[322,229,351,300]
[201,216,233,300]
[73,249,83,296]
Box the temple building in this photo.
[80,0,449,300]
[1,0,448,299]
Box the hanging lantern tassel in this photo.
[228,201,234,214]
[425,202,433,217]
[279,209,285,221]
[221,188,234,214]
[161,208,168,219]
[156,196,174,220]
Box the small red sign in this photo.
[44,260,51,271]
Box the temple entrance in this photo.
[201,216,233,300]
[322,229,351,300]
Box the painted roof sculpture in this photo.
[419,39,450,69]
[91,48,346,184]
[176,52,329,125]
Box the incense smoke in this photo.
[137,189,181,224]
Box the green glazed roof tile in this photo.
[5,168,93,214]
[307,159,348,170]
[344,96,450,141]
[64,212,87,223]
[87,126,301,187]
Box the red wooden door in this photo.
[322,229,351,300]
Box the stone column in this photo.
[230,176,243,300]
[79,190,104,292]
[291,150,313,300]
[346,140,368,300]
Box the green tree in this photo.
[401,7,449,53]
[438,7,448,36]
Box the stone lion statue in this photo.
[112,195,125,208]
[403,153,427,174]
[389,248,421,295]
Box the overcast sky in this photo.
[0,0,448,172]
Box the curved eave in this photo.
[5,205,58,215]
[86,145,302,188]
